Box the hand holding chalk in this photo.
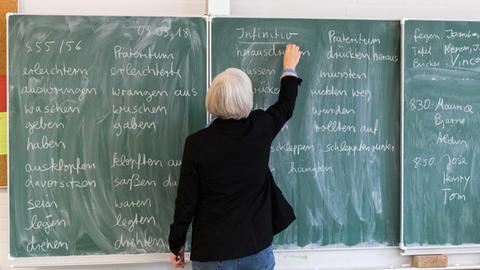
[283,44,301,70]
[170,246,186,268]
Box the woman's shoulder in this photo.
[186,128,209,143]
[249,109,268,119]
[249,109,275,126]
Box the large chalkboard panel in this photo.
[212,18,401,247]
[8,15,206,257]
[403,20,480,251]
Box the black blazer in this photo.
[168,76,301,262]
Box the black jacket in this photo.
[168,76,301,261]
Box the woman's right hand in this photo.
[170,246,186,268]
[283,44,301,70]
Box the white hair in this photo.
[206,68,253,120]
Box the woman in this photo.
[169,44,302,269]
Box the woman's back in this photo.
[186,111,277,260]
[170,75,300,261]
[169,44,302,268]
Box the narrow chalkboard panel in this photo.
[403,20,480,252]
[212,18,401,248]
[8,15,206,257]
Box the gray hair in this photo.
[206,68,253,120]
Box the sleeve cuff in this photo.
[281,71,297,78]
[281,68,297,79]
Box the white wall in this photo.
[230,0,480,19]
[19,0,206,16]
[4,0,480,269]
[0,190,9,269]
[19,0,480,19]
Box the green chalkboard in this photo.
[212,18,401,248]
[403,20,480,248]
[8,15,206,257]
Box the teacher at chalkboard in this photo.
[169,44,302,269]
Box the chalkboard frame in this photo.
[7,13,405,267]
[6,13,209,267]
[7,13,480,267]
[400,18,480,256]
